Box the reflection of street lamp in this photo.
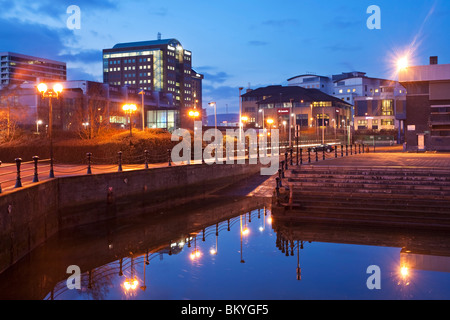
[123,104,137,137]
[38,82,63,178]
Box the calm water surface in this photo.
[0,197,449,300]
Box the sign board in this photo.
[407,125,416,131]
[277,108,290,114]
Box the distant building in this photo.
[102,38,203,129]
[241,85,352,132]
[353,82,407,140]
[287,71,406,127]
[0,80,176,132]
[0,52,66,85]
[399,56,450,151]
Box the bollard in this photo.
[49,157,55,179]
[308,148,311,163]
[335,146,338,158]
[350,144,353,155]
[278,170,283,187]
[118,151,123,172]
[86,153,92,175]
[346,145,348,156]
[276,177,280,197]
[14,158,22,188]
[300,148,303,165]
[322,148,325,161]
[341,145,344,157]
[284,151,288,170]
[145,150,149,169]
[290,148,293,166]
[315,149,319,162]
[32,156,39,183]
[168,149,172,167]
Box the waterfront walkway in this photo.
[307,147,450,169]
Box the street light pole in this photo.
[123,104,137,137]
[38,83,63,179]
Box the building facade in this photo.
[102,38,203,129]
[399,57,450,151]
[241,85,352,133]
[287,71,406,129]
[0,80,176,133]
[0,52,66,86]
[353,82,406,138]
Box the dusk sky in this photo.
[1,0,449,115]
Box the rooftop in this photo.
[111,39,182,50]
[242,85,352,106]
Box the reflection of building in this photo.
[241,85,352,130]
[102,38,203,129]
[399,56,450,152]
[0,52,66,85]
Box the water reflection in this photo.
[0,195,449,300]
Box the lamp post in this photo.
[259,108,265,130]
[239,87,244,143]
[138,89,145,131]
[123,104,137,137]
[37,83,63,178]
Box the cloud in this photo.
[58,49,103,64]
[262,19,299,27]
[323,43,362,52]
[248,40,269,46]
[0,17,72,59]
[202,71,232,84]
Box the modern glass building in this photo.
[102,38,203,129]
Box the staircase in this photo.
[274,165,450,231]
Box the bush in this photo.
[0,129,177,164]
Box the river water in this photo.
[0,196,449,300]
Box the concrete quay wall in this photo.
[0,163,263,274]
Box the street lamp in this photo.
[37,82,63,178]
[208,102,217,132]
[123,104,137,137]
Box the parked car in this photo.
[310,144,334,153]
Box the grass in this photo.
[0,129,177,164]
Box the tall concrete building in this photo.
[0,52,66,86]
[399,56,450,151]
[102,38,203,129]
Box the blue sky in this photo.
[1,0,449,115]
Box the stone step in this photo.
[290,202,450,219]
[290,189,450,201]
[292,197,450,213]
[288,181,450,194]
[288,187,450,198]
[291,169,450,179]
[273,212,450,231]
[287,176,450,187]
[288,172,450,182]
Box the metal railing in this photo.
[275,143,367,201]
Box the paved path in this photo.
[307,150,450,170]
